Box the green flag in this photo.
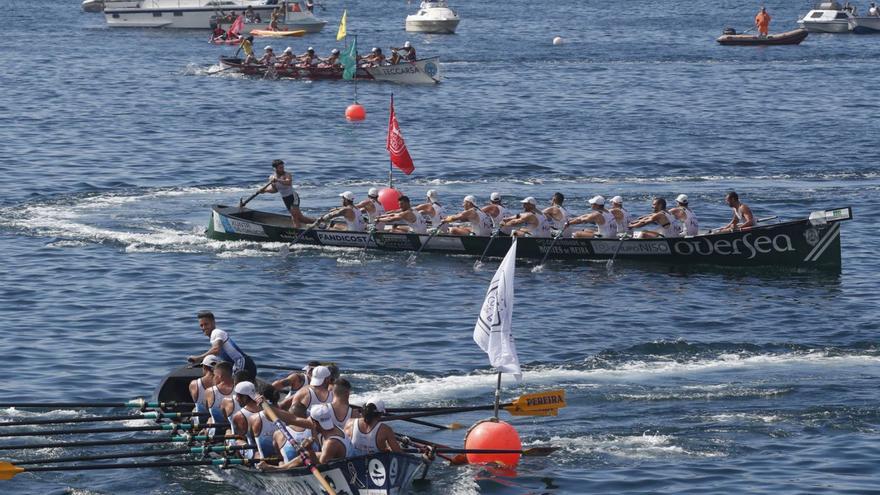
[341,37,357,81]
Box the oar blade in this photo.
[522,446,560,456]
[505,389,566,416]
[0,461,25,480]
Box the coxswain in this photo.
[609,196,633,236]
[321,48,341,68]
[356,187,385,229]
[258,46,276,65]
[259,403,353,469]
[298,47,318,67]
[393,41,417,62]
[482,192,513,234]
[628,197,680,238]
[288,365,334,418]
[363,47,386,66]
[346,398,403,456]
[203,361,234,435]
[276,47,295,67]
[718,191,755,232]
[229,381,260,455]
[415,190,447,232]
[500,197,552,237]
[444,195,494,236]
[319,191,365,232]
[188,311,257,381]
[755,7,771,37]
[264,159,315,228]
[190,355,219,417]
[543,192,573,237]
[669,194,699,236]
[239,35,256,64]
[375,195,428,234]
[566,195,617,238]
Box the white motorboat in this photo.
[82,0,104,12]
[849,10,880,33]
[405,0,460,34]
[798,1,856,32]
[104,0,326,31]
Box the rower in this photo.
[188,310,258,381]
[482,192,513,234]
[356,187,385,229]
[393,41,417,62]
[375,195,427,234]
[345,398,403,456]
[609,196,633,236]
[321,48,341,68]
[240,35,256,64]
[628,197,680,238]
[229,381,260,456]
[718,191,755,232]
[258,46,276,65]
[288,365,334,418]
[330,378,359,430]
[204,361,234,435]
[444,195,493,236]
[670,194,699,236]
[276,47,295,67]
[319,191,364,232]
[248,384,281,459]
[220,370,251,428]
[298,47,318,67]
[543,192,573,237]
[415,190,447,233]
[260,403,353,469]
[264,159,315,228]
[500,197,552,237]
[363,47,386,66]
[566,195,617,238]
[189,355,219,416]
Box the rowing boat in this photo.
[217,56,442,84]
[717,28,809,45]
[206,204,852,270]
[153,366,429,495]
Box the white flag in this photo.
[473,238,522,382]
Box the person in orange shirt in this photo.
[755,7,771,36]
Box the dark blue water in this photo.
[2,0,879,493]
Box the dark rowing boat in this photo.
[217,56,441,84]
[206,204,853,270]
[717,28,809,45]
[153,366,430,495]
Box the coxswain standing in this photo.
[566,196,617,238]
[376,195,427,234]
[609,196,633,236]
[356,187,385,229]
[501,197,552,237]
[628,198,680,238]
[543,192,573,237]
[319,191,365,232]
[258,46,277,65]
[669,194,699,236]
[264,159,315,228]
[718,191,755,232]
[482,192,513,234]
[345,398,403,455]
[755,7,771,37]
[239,35,256,64]
[189,355,220,417]
[188,311,258,381]
[444,195,494,236]
[415,190,447,233]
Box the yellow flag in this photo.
[336,10,347,41]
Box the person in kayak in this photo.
[755,7,771,37]
[264,159,315,228]
[718,191,755,232]
[188,311,258,381]
[212,23,227,41]
[443,195,494,236]
[628,197,680,238]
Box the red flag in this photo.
[228,15,244,37]
[386,96,415,175]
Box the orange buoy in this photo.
[464,419,522,467]
[345,103,366,121]
[377,187,402,212]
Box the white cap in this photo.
[283,47,292,53]
[371,47,379,53]
[309,403,335,430]
[307,46,314,52]
[490,192,502,202]
[301,364,313,372]
[366,397,386,413]
[339,191,355,201]
[201,355,221,368]
[310,365,331,386]
[331,48,340,54]
[520,196,537,206]
[676,194,689,204]
[611,196,624,205]
[588,195,605,206]
[463,195,477,205]
[368,187,379,198]
[264,45,273,51]
[404,41,412,48]
[233,381,257,401]
[426,189,439,200]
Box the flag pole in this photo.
[353,34,359,103]
[493,371,502,419]
[389,93,394,189]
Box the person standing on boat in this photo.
[482,192,513,235]
[346,398,403,455]
[755,7,771,37]
[566,196,617,238]
[501,197,552,237]
[870,3,879,15]
[628,198,680,238]
[319,191,365,232]
[188,310,258,381]
[670,194,700,236]
[264,159,315,228]
[415,190,448,233]
[609,196,633,236]
[376,195,428,234]
[356,187,385,229]
[543,192,573,237]
[189,355,219,417]
[444,195,494,236]
[718,191,755,232]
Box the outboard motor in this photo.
[722,27,737,35]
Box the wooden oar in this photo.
[606,232,629,271]
[474,229,501,269]
[0,422,227,438]
[385,389,566,418]
[14,444,252,466]
[239,180,274,208]
[406,222,447,265]
[350,405,462,430]
[434,447,559,457]
[0,457,256,481]
[260,402,336,495]
[0,433,238,452]
[534,229,564,270]
[0,411,206,427]
[0,398,193,409]
[289,218,323,247]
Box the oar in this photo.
[434,447,559,457]
[0,399,193,409]
[707,215,779,235]
[0,422,228,438]
[289,217,323,247]
[239,180,274,208]
[14,444,253,466]
[349,405,460,430]
[605,232,629,271]
[260,402,336,495]
[359,224,376,262]
[0,434,238,452]
[0,457,256,481]
[0,411,207,427]
[384,389,566,419]
[406,221,447,265]
[473,229,501,270]
[533,229,564,271]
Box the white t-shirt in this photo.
[210,328,246,372]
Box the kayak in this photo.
[210,36,244,45]
[217,56,442,84]
[717,28,809,45]
[250,29,306,38]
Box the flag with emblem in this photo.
[341,35,357,80]
[473,237,522,382]
[386,95,415,175]
[336,9,347,41]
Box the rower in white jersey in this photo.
[669,194,699,237]
[220,370,251,430]
[414,190,448,233]
[248,390,280,460]
[609,196,634,236]
[566,195,618,238]
[482,192,514,235]
[444,195,494,236]
[345,398,403,456]
[718,191,755,233]
[258,403,353,470]
[628,197,681,238]
[356,187,386,230]
[229,381,261,458]
[319,191,365,232]
[500,197,552,237]
[329,378,359,430]
[203,361,235,436]
[288,365,334,418]
[273,367,308,411]
[543,192,574,237]
[375,195,427,234]
[188,311,257,381]
[189,355,219,418]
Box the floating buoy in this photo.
[345,103,366,121]
[552,36,564,45]
[464,419,522,467]
[378,187,402,212]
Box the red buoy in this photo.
[345,103,366,121]
[464,419,522,467]
[378,187,402,212]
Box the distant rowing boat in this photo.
[206,204,853,270]
[217,56,442,84]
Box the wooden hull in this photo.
[218,56,441,84]
[206,205,851,270]
[717,28,809,45]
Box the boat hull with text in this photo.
[217,56,441,84]
[206,205,852,270]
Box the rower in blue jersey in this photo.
[229,381,261,458]
[203,361,235,436]
[188,311,258,381]
[189,354,219,419]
